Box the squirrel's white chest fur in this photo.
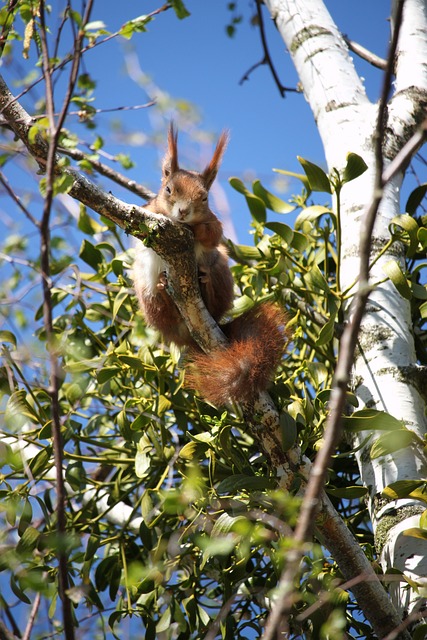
[133,243,166,297]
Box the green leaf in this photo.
[156,608,172,633]
[390,214,419,258]
[382,480,427,502]
[229,177,266,223]
[280,412,297,452]
[306,362,329,387]
[291,230,309,252]
[197,605,211,627]
[370,429,416,459]
[112,287,129,322]
[252,180,294,213]
[79,239,103,270]
[298,156,332,193]
[216,475,274,494]
[18,499,32,536]
[305,264,329,293]
[382,260,412,300]
[96,367,121,383]
[413,625,427,640]
[29,448,52,476]
[10,574,31,605]
[411,283,427,300]
[402,527,427,540]
[116,355,145,370]
[418,227,427,250]
[342,409,404,432]
[406,183,427,215]
[16,526,40,553]
[295,205,335,229]
[179,441,199,460]
[341,152,368,184]
[264,221,294,244]
[211,512,246,536]
[273,167,311,194]
[170,0,190,19]
[316,316,335,346]
[0,330,17,347]
[78,206,107,235]
[230,243,263,261]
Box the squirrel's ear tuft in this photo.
[162,123,179,177]
[202,130,229,189]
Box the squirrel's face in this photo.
[161,172,209,223]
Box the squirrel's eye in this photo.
[165,185,171,195]
[202,195,208,202]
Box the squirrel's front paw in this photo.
[157,271,168,290]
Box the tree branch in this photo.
[57,145,156,201]
[239,0,298,96]
[343,35,387,70]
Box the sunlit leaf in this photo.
[370,429,416,458]
[229,177,266,223]
[390,214,419,257]
[298,156,332,193]
[252,180,294,213]
[382,480,427,502]
[265,221,294,244]
[341,152,368,184]
[382,260,412,300]
[343,410,404,432]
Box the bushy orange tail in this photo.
[187,303,289,406]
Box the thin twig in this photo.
[239,0,298,97]
[57,146,155,201]
[22,592,41,640]
[0,171,40,227]
[31,100,156,120]
[262,2,407,639]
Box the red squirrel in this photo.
[133,125,289,405]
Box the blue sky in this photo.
[22,0,393,243]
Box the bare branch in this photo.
[0,170,40,227]
[57,145,156,201]
[32,100,156,121]
[22,593,41,640]
[344,36,388,70]
[239,0,299,97]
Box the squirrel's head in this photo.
[159,124,229,223]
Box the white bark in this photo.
[265,0,427,621]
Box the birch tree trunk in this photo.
[264,0,427,618]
